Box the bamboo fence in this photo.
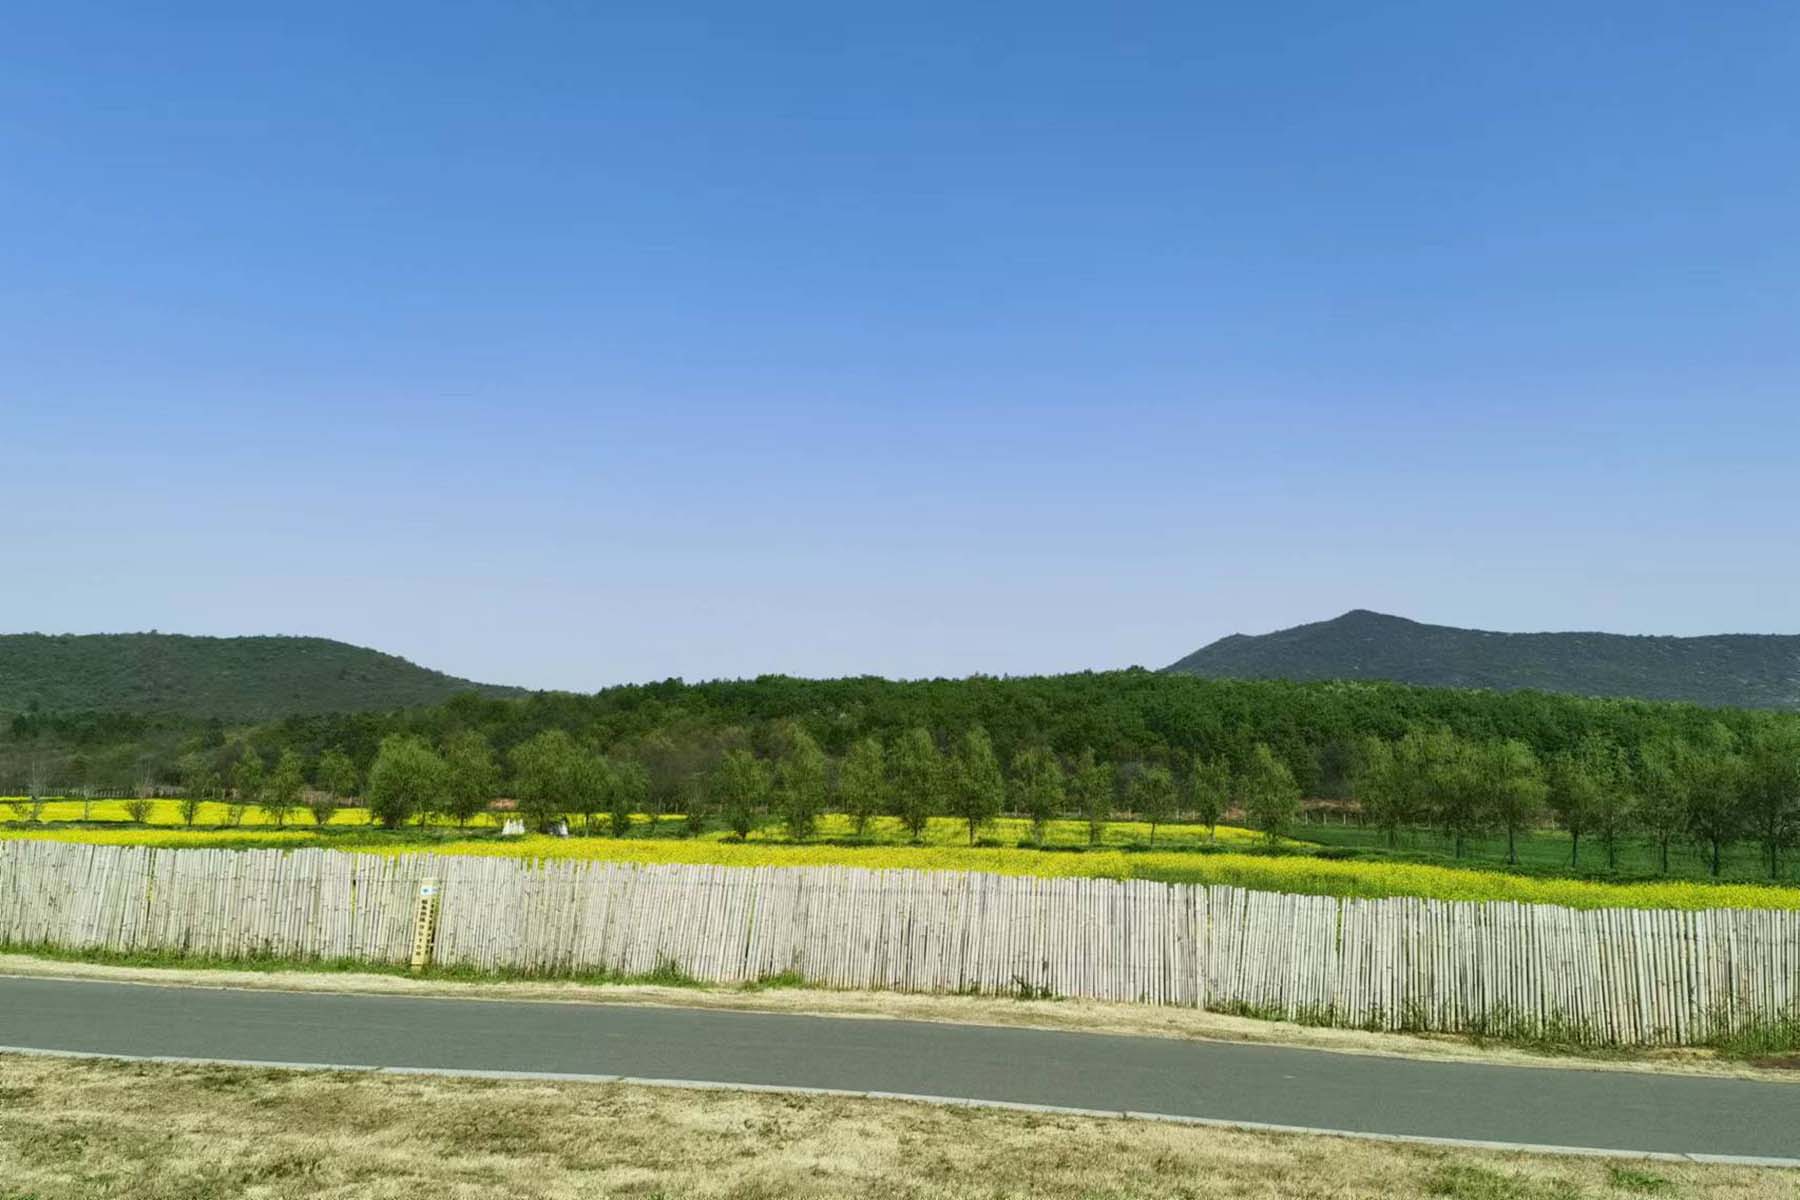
[0,841,1793,1046]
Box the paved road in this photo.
[1,975,1795,1162]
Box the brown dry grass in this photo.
[1,1053,1794,1200]
[3,953,1793,1084]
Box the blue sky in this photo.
[4,3,1797,689]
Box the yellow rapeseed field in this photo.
[4,801,1797,910]
[0,802,1258,848]
[8,798,393,828]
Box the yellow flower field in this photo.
[4,802,1797,911]
[4,798,392,829]
[0,801,1267,850]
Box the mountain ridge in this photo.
[1164,610,1800,710]
[0,632,524,720]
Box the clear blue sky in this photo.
[5,3,1797,690]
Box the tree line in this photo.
[6,671,1796,876]
[260,672,1794,788]
[10,672,1798,805]
[160,723,1306,847]
[1348,721,1800,877]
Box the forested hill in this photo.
[1165,610,1800,710]
[10,666,1798,798]
[258,670,1788,800]
[0,633,522,719]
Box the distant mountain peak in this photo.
[0,632,524,719]
[1164,614,1800,710]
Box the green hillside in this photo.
[0,633,522,720]
[1166,610,1800,710]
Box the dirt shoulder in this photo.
[2,1052,1796,1200]
[1,952,1791,1084]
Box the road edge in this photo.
[4,1042,1797,1169]
[5,953,1792,1086]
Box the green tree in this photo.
[1683,724,1744,877]
[176,752,213,828]
[228,749,263,828]
[132,754,158,812]
[772,727,828,841]
[365,735,449,829]
[610,757,650,838]
[1238,743,1300,842]
[68,753,92,820]
[440,731,497,829]
[1635,737,1689,874]
[567,750,614,836]
[714,748,769,841]
[949,727,1006,846]
[837,736,887,838]
[120,789,156,824]
[510,730,580,833]
[1590,744,1637,871]
[681,777,710,837]
[1739,723,1800,878]
[1068,748,1112,846]
[1419,731,1484,858]
[1129,764,1178,847]
[1546,748,1598,866]
[1187,755,1231,842]
[262,748,307,828]
[889,727,944,842]
[313,746,360,827]
[1010,746,1064,845]
[1351,736,1411,847]
[1480,739,1548,866]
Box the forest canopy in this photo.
[6,670,1780,796]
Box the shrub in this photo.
[3,797,46,824]
[306,792,340,828]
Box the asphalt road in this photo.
[1,975,1795,1162]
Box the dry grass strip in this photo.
[1,1053,1795,1200]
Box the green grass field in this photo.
[1293,816,1795,884]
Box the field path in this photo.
[2,974,1796,1164]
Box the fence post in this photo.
[410,877,440,972]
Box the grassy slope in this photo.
[6,803,1798,911]
[0,1054,1786,1200]
[0,632,521,719]
[1168,609,1800,709]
